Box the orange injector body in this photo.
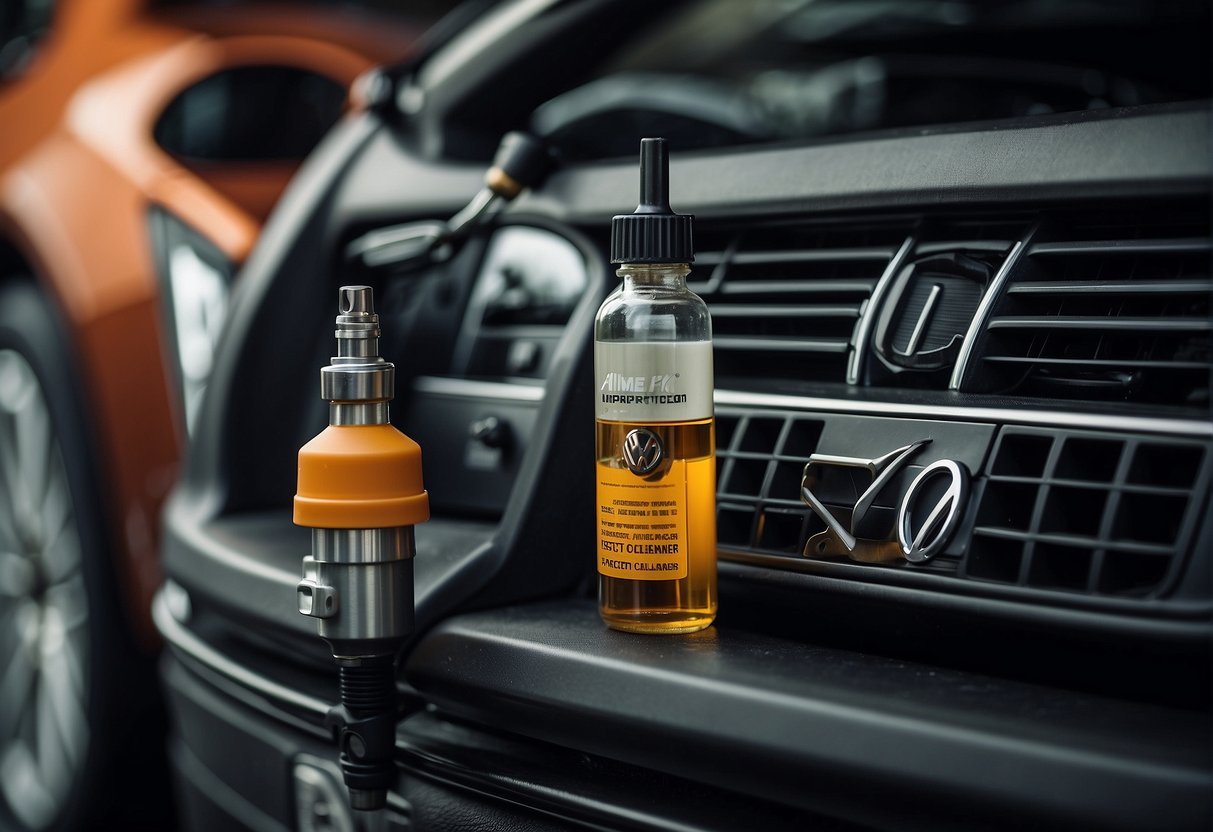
[294,286,428,812]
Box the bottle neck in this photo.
[616,262,691,290]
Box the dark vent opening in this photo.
[738,417,784,453]
[916,216,1030,248]
[757,509,805,553]
[1028,542,1093,591]
[769,461,806,501]
[1099,551,1173,596]
[712,309,860,340]
[715,415,740,452]
[723,260,880,285]
[782,420,825,457]
[718,505,756,547]
[989,433,1053,478]
[966,535,1024,582]
[724,458,770,496]
[1065,209,1211,242]
[975,481,1037,528]
[739,222,910,252]
[1038,487,1107,538]
[1110,493,1186,547]
[1128,443,1204,488]
[1055,438,1124,482]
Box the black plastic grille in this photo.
[693,221,912,386]
[965,427,1208,597]
[716,410,964,580]
[702,204,1211,620]
[697,207,1211,408]
[968,215,1212,407]
[715,411,826,555]
[716,410,1210,604]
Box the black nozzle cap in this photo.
[492,131,553,190]
[610,138,694,264]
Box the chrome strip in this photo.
[152,589,329,718]
[714,389,1213,437]
[1030,238,1213,256]
[901,282,943,357]
[413,375,545,402]
[949,226,1035,390]
[846,235,916,385]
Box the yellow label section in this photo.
[597,462,689,580]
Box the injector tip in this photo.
[339,285,374,316]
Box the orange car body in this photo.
[0,0,421,647]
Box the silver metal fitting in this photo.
[319,285,394,424]
[299,528,416,646]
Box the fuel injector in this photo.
[294,285,429,811]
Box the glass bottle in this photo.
[594,138,716,634]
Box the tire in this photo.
[0,278,170,831]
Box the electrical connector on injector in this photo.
[294,286,429,811]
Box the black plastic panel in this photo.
[401,392,540,516]
[405,599,1212,832]
[164,658,303,832]
[518,104,1211,224]
[163,640,859,832]
[397,710,849,832]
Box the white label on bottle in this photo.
[595,340,714,422]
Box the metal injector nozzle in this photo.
[294,286,429,811]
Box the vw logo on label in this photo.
[897,459,970,563]
[622,428,665,476]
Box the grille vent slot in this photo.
[966,213,1212,407]
[693,221,911,386]
[966,428,1208,596]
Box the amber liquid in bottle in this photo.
[597,138,714,633]
[597,417,717,633]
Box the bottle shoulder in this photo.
[594,289,712,342]
[595,287,710,314]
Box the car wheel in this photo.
[0,278,156,831]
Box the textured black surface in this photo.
[397,709,857,832]
[406,599,1211,831]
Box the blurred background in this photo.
[0,2,460,828]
